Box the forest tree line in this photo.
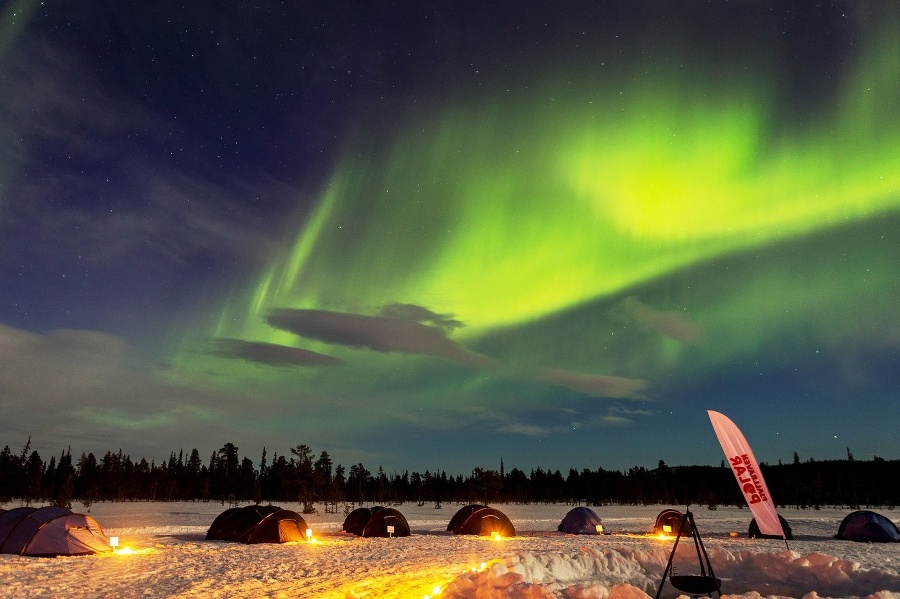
[1,439,897,511]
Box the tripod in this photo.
[655,508,721,598]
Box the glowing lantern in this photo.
[305,528,313,542]
[662,525,672,535]
[387,525,395,538]
[109,536,119,553]
[595,524,604,534]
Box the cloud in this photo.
[0,325,129,397]
[0,323,260,459]
[474,408,575,437]
[613,296,703,342]
[497,422,561,437]
[266,307,493,367]
[481,398,654,438]
[596,406,655,426]
[490,406,653,436]
[210,338,342,367]
[540,367,649,399]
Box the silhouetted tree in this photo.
[3,439,900,507]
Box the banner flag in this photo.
[708,410,785,538]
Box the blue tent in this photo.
[558,507,604,535]
[836,510,900,542]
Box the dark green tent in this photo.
[206,505,308,544]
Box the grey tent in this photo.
[558,506,604,535]
[450,506,516,537]
[0,506,111,557]
[206,504,309,544]
[836,510,900,542]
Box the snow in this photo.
[1,502,898,598]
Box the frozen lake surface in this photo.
[2,501,899,598]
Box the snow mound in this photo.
[439,545,900,599]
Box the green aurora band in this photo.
[166,8,899,466]
[206,17,898,350]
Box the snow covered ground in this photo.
[1,501,898,598]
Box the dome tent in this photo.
[450,506,516,537]
[206,505,309,544]
[0,506,111,557]
[0,507,35,544]
[446,504,487,532]
[205,506,242,538]
[342,507,378,536]
[558,506,604,535]
[342,506,410,537]
[836,510,900,543]
[749,514,793,539]
[362,507,410,538]
[653,509,692,536]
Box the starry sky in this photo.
[1,1,898,475]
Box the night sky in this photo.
[1,1,898,475]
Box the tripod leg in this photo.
[687,511,721,598]
[654,512,689,599]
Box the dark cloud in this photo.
[613,297,703,343]
[378,303,464,331]
[540,367,649,400]
[211,338,342,367]
[267,307,492,367]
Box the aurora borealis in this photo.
[1,2,898,473]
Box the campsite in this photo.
[1,501,898,598]
[3,6,899,597]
